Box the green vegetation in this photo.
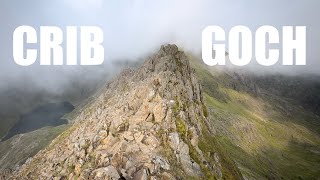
[0,125,69,169]
[176,117,187,138]
[171,94,242,179]
[189,55,320,179]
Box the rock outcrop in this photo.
[9,44,236,179]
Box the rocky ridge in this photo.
[9,44,239,179]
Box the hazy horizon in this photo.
[0,0,320,92]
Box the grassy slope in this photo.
[0,125,69,169]
[189,56,320,179]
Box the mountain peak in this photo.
[2,44,320,179]
[10,44,241,179]
[159,44,179,56]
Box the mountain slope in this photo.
[1,102,73,141]
[189,56,320,179]
[0,65,123,171]
[10,45,242,179]
[0,125,69,170]
[6,44,319,180]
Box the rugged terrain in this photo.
[7,45,242,179]
[0,63,124,170]
[1,44,320,179]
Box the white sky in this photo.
[0,0,319,90]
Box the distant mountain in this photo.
[1,102,74,141]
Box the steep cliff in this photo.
[10,45,242,180]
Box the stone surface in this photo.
[9,44,217,179]
[91,166,120,179]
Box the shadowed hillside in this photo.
[1,102,74,141]
[189,54,320,179]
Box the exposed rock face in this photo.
[0,169,12,180]
[9,44,229,179]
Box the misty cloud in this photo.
[0,0,319,92]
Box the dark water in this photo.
[1,102,74,141]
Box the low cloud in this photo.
[0,0,319,92]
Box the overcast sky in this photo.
[0,0,319,91]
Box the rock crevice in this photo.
[11,44,224,180]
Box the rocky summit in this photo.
[8,44,241,180]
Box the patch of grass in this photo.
[176,118,187,138]
[0,125,69,169]
[198,123,244,180]
[68,164,75,173]
[203,87,320,179]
